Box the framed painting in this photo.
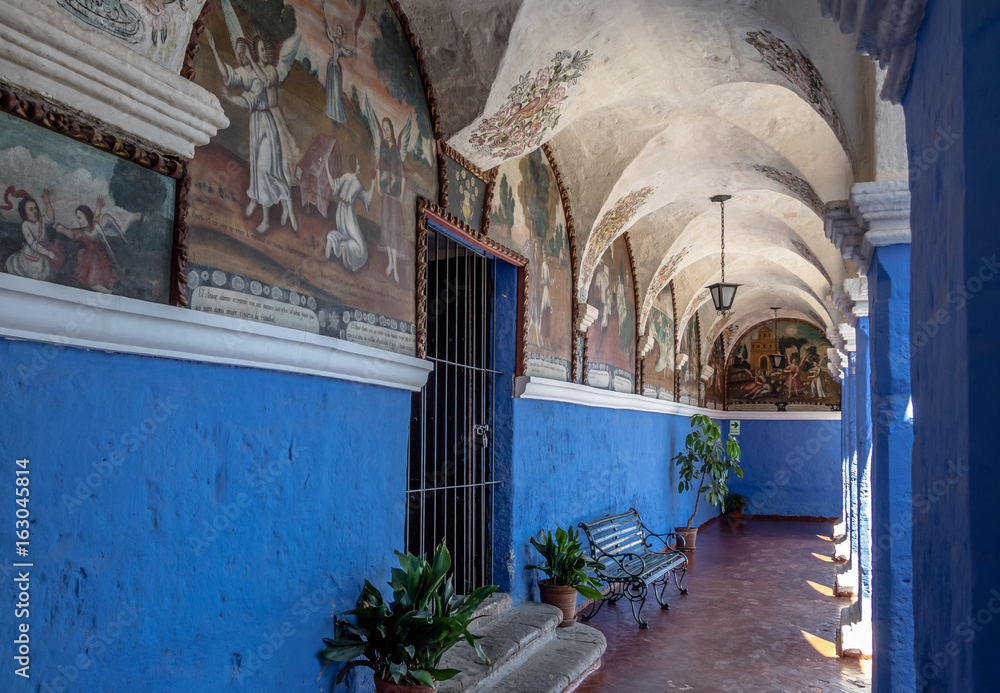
[440,142,488,233]
[0,89,184,305]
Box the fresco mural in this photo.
[641,282,674,400]
[704,334,726,409]
[0,111,175,303]
[584,236,635,393]
[43,0,208,73]
[676,315,700,405]
[726,319,841,411]
[443,149,487,233]
[577,186,653,298]
[186,0,436,356]
[487,149,573,380]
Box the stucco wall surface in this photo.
[510,400,693,605]
[0,338,410,692]
[722,419,842,518]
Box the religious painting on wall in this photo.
[676,315,700,405]
[704,334,726,410]
[186,0,437,356]
[642,282,675,400]
[0,110,176,304]
[441,146,487,233]
[726,319,841,411]
[487,149,573,380]
[584,236,635,393]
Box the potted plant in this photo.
[723,492,749,516]
[525,526,605,627]
[320,542,497,692]
[671,414,743,551]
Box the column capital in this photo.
[828,182,912,276]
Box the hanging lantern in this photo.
[768,307,785,369]
[705,194,740,315]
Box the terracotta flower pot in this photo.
[538,580,578,627]
[674,526,698,551]
[374,676,436,692]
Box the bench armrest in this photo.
[590,549,653,579]
[643,528,686,553]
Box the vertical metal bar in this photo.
[490,257,497,585]
[463,245,470,590]
[480,252,487,586]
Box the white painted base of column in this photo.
[0,274,433,391]
[836,561,858,597]
[839,603,873,658]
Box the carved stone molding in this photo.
[0,0,228,158]
[637,333,654,359]
[576,301,598,334]
[817,0,927,104]
[826,181,910,275]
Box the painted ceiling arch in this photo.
[391,0,875,373]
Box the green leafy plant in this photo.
[525,526,605,600]
[723,492,750,515]
[320,542,497,688]
[672,414,743,528]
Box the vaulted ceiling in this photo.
[401,0,891,361]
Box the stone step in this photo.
[439,597,606,693]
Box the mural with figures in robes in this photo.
[704,334,726,409]
[487,149,573,380]
[585,236,635,393]
[641,282,675,400]
[677,315,700,405]
[726,319,841,411]
[186,0,436,356]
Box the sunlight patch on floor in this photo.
[812,552,833,563]
[806,580,834,597]
[801,630,838,658]
[816,534,833,541]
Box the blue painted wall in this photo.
[723,419,841,518]
[0,337,410,692]
[869,244,915,693]
[509,401,693,605]
[906,1,1000,690]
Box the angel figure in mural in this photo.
[217,0,302,232]
[52,195,127,294]
[363,94,412,283]
[206,30,295,234]
[323,154,376,271]
[538,254,554,348]
[651,311,672,373]
[2,187,60,282]
[323,3,357,124]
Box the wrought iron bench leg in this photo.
[652,576,671,610]
[625,581,649,628]
[580,594,607,623]
[673,564,689,595]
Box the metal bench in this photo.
[578,509,689,628]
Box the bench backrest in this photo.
[579,509,648,558]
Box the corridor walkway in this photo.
[573,518,871,693]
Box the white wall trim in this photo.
[0,275,433,392]
[0,0,228,158]
[514,376,840,420]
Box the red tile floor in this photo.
[572,517,871,693]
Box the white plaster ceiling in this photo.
[399,0,869,361]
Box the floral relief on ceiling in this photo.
[745,29,850,162]
[468,50,593,163]
[753,164,826,220]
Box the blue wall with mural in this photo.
[723,419,842,518]
[0,337,410,691]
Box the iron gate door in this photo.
[407,225,499,593]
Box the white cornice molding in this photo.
[839,322,858,352]
[514,377,841,420]
[0,275,433,391]
[828,183,911,276]
[0,0,228,158]
[817,0,926,104]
